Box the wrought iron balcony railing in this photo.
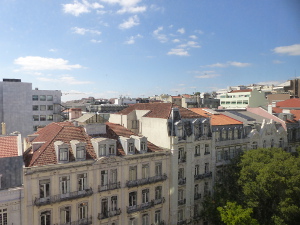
[59,216,92,225]
[153,197,165,205]
[178,198,186,205]
[178,177,186,185]
[126,174,167,188]
[177,220,187,225]
[98,208,121,220]
[98,182,121,192]
[194,172,212,180]
[127,201,154,214]
[34,188,93,206]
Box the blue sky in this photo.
[0,0,299,101]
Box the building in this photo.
[0,132,24,225]
[109,103,213,224]
[217,89,267,109]
[22,121,169,225]
[0,78,62,136]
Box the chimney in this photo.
[1,122,6,135]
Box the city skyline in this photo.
[0,0,299,101]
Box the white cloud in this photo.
[119,15,139,29]
[273,44,300,56]
[100,0,146,14]
[195,74,220,78]
[90,39,102,43]
[167,48,189,56]
[38,75,92,85]
[14,56,82,71]
[150,4,164,13]
[194,30,204,34]
[203,61,251,68]
[172,39,180,43]
[117,6,146,14]
[72,27,101,35]
[177,28,185,34]
[189,35,197,39]
[63,0,104,16]
[257,80,282,86]
[273,60,284,64]
[49,49,57,52]
[125,34,142,44]
[178,41,201,48]
[153,26,168,43]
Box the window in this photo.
[204,182,209,195]
[59,147,68,161]
[141,141,146,151]
[129,218,137,225]
[271,139,274,148]
[128,142,134,153]
[194,184,199,195]
[40,95,46,101]
[155,162,162,176]
[279,138,283,148]
[234,129,238,139]
[194,165,199,176]
[222,129,227,140]
[0,208,7,225]
[76,146,85,159]
[47,115,53,121]
[33,115,39,121]
[60,207,71,224]
[205,163,209,174]
[47,105,53,110]
[129,166,137,181]
[40,115,46,121]
[129,192,137,206]
[142,164,149,179]
[101,198,108,218]
[252,142,258,149]
[101,170,108,186]
[142,214,149,225]
[111,169,117,184]
[99,144,106,156]
[243,100,248,104]
[109,145,115,155]
[39,179,50,199]
[40,210,51,225]
[195,145,200,156]
[178,189,184,201]
[178,168,184,180]
[111,196,118,211]
[155,186,162,200]
[142,189,149,203]
[132,120,139,129]
[40,105,46,111]
[78,173,87,191]
[78,202,88,220]
[47,95,53,101]
[205,144,210,154]
[178,209,184,222]
[155,210,161,224]
[178,147,185,162]
[32,95,38,101]
[33,105,39,111]
[217,150,222,162]
[60,176,70,195]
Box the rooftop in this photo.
[0,135,19,158]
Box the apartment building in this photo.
[0,78,61,136]
[0,133,24,225]
[109,103,213,225]
[22,121,169,225]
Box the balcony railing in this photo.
[194,193,201,200]
[178,178,186,185]
[178,156,186,163]
[34,188,93,206]
[127,201,154,214]
[153,221,165,225]
[178,198,186,205]
[154,197,165,205]
[60,216,92,225]
[98,208,121,220]
[98,182,121,192]
[194,172,212,180]
[177,220,187,225]
[126,174,167,188]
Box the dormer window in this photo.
[128,142,134,153]
[141,141,146,151]
[99,144,106,156]
[59,147,68,161]
[109,145,115,155]
[76,146,85,159]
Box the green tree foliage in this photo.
[217,202,259,225]
[239,148,300,225]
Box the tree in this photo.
[217,202,259,225]
[238,148,300,225]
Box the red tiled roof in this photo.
[229,89,252,93]
[115,103,201,119]
[276,98,300,108]
[290,110,300,121]
[190,108,243,126]
[272,107,283,113]
[24,122,96,167]
[0,136,18,158]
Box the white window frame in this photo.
[78,173,87,191]
[60,176,70,195]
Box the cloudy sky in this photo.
[0,0,299,101]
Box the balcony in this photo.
[178,156,186,163]
[127,201,154,214]
[98,182,121,192]
[34,188,93,206]
[178,198,186,205]
[177,220,187,225]
[194,172,212,180]
[194,193,201,200]
[153,221,165,225]
[126,174,167,188]
[178,178,186,185]
[154,197,165,205]
[98,208,121,220]
[60,216,92,225]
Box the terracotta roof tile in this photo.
[290,110,300,121]
[0,136,18,158]
[276,98,300,108]
[272,107,283,113]
[115,103,201,119]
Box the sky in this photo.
[0,0,299,101]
